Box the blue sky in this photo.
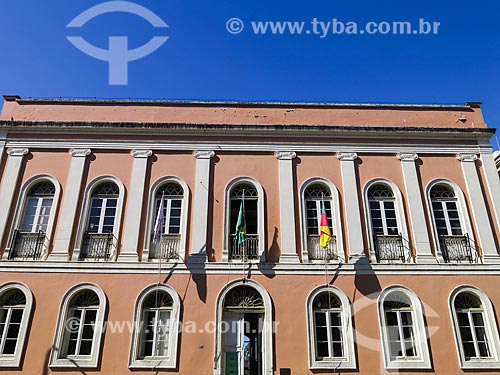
[1,0,499,148]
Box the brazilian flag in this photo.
[235,201,246,245]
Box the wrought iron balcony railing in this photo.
[80,232,116,261]
[9,230,45,260]
[373,234,412,263]
[229,234,259,261]
[307,235,338,261]
[439,234,479,263]
[149,234,180,260]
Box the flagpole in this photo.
[242,189,245,281]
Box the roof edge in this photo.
[2,95,478,111]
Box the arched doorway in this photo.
[214,280,273,375]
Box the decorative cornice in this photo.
[6,148,29,157]
[274,151,296,160]
[130,149,153,159]
[336,152,358,161]
[193,150,215,159]
[397,152,419,161]
[457,153,478,162]
[69,148,91,157]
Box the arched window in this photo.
[368,184,399,236]
[214,280,273,375]
[365,181,411,263]
[0,283,33,368]
[50,284,107,369]
[129,285,180,369]
[450,287,500,369]
[150,183,184,260]
[306,286,356,369]
[224,178,265,262]
[74,177,125,262]
[142,177,189,262]
[427,181,477,263]
[303,184,335,260]
[378,286,431,369]
[430,185,462,236]
[9,180,57,260]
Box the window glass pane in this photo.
[463,342,476,359]
[316,342,329,358]
[332,342,343,358]
[390,341,402,358]
[478,342,491,358]
[3,339,16,355]
[20,197,38,232]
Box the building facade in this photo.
[0,96,499,374]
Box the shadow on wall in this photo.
[354,257,382,299]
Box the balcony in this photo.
[149,234,180,260]
[9,230,45,260]
[229,234,259,261]
[80,232,116,261]
[307,235,338,261]
[439,234,479,263]
[373,234,412,263]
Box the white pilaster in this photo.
[479,151,500,234]
[457,153,499,262]
[119,150,152,262]
[50,148,91,261]
[0,148,29,256]
[275,151,299,263]
[397,153,434,262]
[336,152,366,262]
[188,150,215,262]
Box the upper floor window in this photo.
[20,182,55,234]
[378,286,431,370]
[430,185,462,236]
[129,285,181,369]
[228,183,259,261]
[365,181,411,263]
[0,283,34,368]
[368,184,398,236]
[87,182,119,235]
[304,184,336,260]
[74,177,125,262]
[306,286,356,369]
[428,182,478,263]
[50,284,107,369]
[150,183,184,260]
[450,286,500,369]
[7,178,59,261]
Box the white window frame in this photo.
[49,283,107,369]
[0,282,33,368]
[87,197,118,234]
[300,178,344,263]
[72,176,125,261]
[449,286,500,369]
[129,284,180,369]
[142,177,190,261]
[425,180,474,262]
[363,179,409,262]
[377,286,431,370]
[306,286,356,370]
[3,175,61,261]
[214,279,273,375]
[223,177,265,262]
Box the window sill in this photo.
[385,358,432,370]
[0,355,22,368]
[129,357,175,369]
[460,359,500,370]
[310,359,356,370]
[49,357,99,369]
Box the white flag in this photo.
[153,197,165,243]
